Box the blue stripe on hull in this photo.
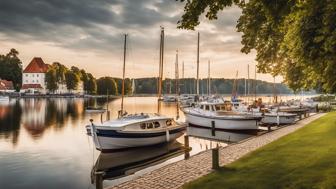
[88,127,185,138]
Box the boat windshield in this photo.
[214,104,225,111]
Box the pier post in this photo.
[95,171,104,189]
[211,121,216,136]
[184,135,190,160]
[212,147,219,170]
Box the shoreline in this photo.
[107,113,325,189]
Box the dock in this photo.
[106,113,325,189]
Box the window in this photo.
[200,105,204,110]
[166,119,172,126]
[37,74,39,77]
[147,123,153,129]
[25,80,28,83]
[154,122,160,128]
[140,123,146,129]
[25,74,28,77]
[215,105,221,111]
[32,74,34,77]
[205,105,210,111]
[32,80,34,83]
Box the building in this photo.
[21,57,49,94]
[21,57,84,94]
[0,79,15,93]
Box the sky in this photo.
[0,0,281,82]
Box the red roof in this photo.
[0,79,14,90]
[23,57,49,73]
[21,84,43,89]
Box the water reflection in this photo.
[0,100,22,145]
[92,141,184,184]
[187,126,260,143]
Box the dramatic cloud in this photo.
[0,0,278,81]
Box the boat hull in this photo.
[87,126,185,151]
[184,112,260,130]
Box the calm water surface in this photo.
[0,95,311,188]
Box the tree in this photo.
[96,77,118,95]
[86,73,97,94]
[0,48,23,91]
[65,70,80,92]
[45,68,58,92]
[52,62,68,84]
[177,0,336,93]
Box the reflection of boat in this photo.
[85,107,106,113]
[187,126,257,142]
[262,111,296,125]
[91,141,184,180]
[87,30,186,151]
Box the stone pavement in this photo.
[109,113,325,189]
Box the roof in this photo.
[23,57,49,73]
[0,79,14,90]
[21,84,43,89]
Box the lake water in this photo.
[0,95,312,189]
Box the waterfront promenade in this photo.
[109,113,325,189]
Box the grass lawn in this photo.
[183,112,336,189]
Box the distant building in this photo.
[21,57,49,94]
[21,57,84,94]
[0,79,15,93]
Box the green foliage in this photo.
[65,70,80,91]
[45,68,58,92]
[52,62,68,84]
[0,48,23,91]
[134,77,292,94]
[96,77,118,95]
[86,73,97,94]
[184,112,336,189]
[177,0,336,93]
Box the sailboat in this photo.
[86,29,186,151]
[181,32,262,131]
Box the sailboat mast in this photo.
[175,50,179,96]
[121,34,127,115]
[157,27,164,114]
[247,64,250,100]
[196,32,200,96]
[207,60,210,96]
[254,64,257,101]
[175,50,180,119]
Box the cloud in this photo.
[0,0,279,81]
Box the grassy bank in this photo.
[184,112,336,189]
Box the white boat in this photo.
[86,114,185,151]
[182,100,262,131]
[0,96,9,101]
[163,95,177,103]
[85,107,106,113]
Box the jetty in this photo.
[107,113,324,189]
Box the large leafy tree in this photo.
[45,68,58,92]
[86,73,97,94]
[177,0,336,93]
[96,77,118,95]
[0,49,23,91]
[65,70,80,92]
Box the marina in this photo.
[0,95,320,189]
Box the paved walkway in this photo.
[109,113,325,189]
